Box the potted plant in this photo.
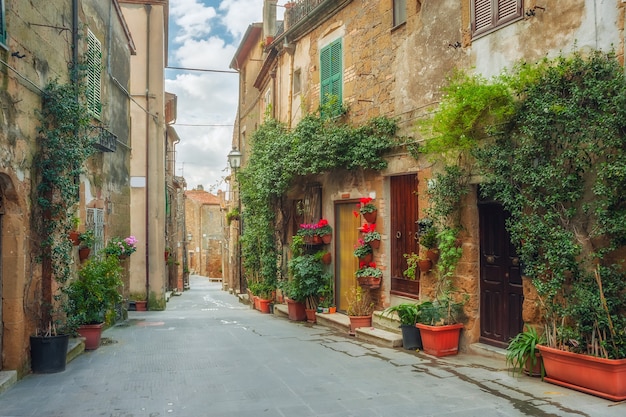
[360,223,381,249]
[353,239,373,263]
[316,218,333,244]
[418,219,439,262]
[64,255,123,350]
[129,293,147,311]
[506,324,546,377]
[69,216,81,245]
[78,229,95,261]
[383,303,422,350]
[354,197,377,223]
[297,221,321,244]
[104,235,138,260]
[415,295,466,357]
[226,207,240,225]
[346,286,375,334]
[278,279,306,321]
[354,261,383,289]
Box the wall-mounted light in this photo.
[227,147,242,171]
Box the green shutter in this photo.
[0,0,6,45]
[87,30,102,119]
[320,39,342,114]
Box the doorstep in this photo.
[273,304,403,348]
[0,337,84,394]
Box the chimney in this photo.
[263,0,277,46]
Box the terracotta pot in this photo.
[359,253,373,264]
[321,233,332,244]
[363,210,377,224]
[416,323,463,357]
[425,248,440,263]
[253,296,260,310]
[258,298,271,314]
[418,259,433,272]
[305,308,317,323]
[118,254,128,260]
[524,352,543,377]
[69,231,80,246]
[164,251,169,262]
[368,238,381,250]
[321,252,332,265]
[349,315,372,333]
[78,247,91,261]
[537,344,626,401]
[286,299,306,321]
[78,323,104,350]
[134,300,147,311]
[357,276,381,289]
[328,306,337,314]
[312,235,322,245]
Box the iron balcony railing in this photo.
[284,0,328,28]
[93,126,117,152]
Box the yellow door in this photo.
[335,202,361,311]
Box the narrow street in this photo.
[0,276,623,417]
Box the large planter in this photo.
[349,315,372,333]
[258,298,271,314]
[400,324,422,350]
[537,344,626,401]
[416,323,463,357]
[286,299,306,321]
[30,334,69,373]
[78,323,104,350]
[357,276,381,289]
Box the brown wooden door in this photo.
[479,202,524,348]
[335,202,361,311]
[390,174,420,297]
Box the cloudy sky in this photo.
[166,0,281,193]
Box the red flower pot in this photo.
[363,210,377,224]
[418,259,433,272]
[305,308,317,323]
[357,276,381,289]
[321,233,332,244]
[368,239,381,250]
[78,247,91,261]
[78,323,104,351]
[349,315,372,333]
[426,249,440,263]
[286,299,306,321]
[258,298,271,314]
[359,253,373,264]
[416,323,463,357]
[69,231,80,246]
[321,252,332,265]
[537,344,626,401]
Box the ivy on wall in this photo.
[238,109,398,285]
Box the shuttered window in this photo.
[472,0,523,38]
[320,39,342,114]
[86,30,102,119]
[393,0,407,27]
[0,0,6,46]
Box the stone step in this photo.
[273,304,402,348]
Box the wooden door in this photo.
[479,202,524,347]
[335,202,361,311]
[390,174,420,297]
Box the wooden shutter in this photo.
[472,0,522,37]
[87,30,102,119]
[320,39,342,107]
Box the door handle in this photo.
[396,231,401,239]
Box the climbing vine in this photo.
[239,107,398,285]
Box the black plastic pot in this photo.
[400,324,422,350]
[30,334,69,373]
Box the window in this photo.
[393,0,407,27]
[0,0,6,46]
[264,88,272,115]
[293,68,301,95]
[320,39,342,111]
[471,0,523,38]
[86,29,102,119]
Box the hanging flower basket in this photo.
[418,258,433,272]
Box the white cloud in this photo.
[167,0,265,192]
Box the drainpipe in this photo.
[72,0,78,80]
[144,4,152,307]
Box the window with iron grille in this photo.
[86,208,104,255]
[393,0,407,27]
[320,38,342,112]
[471,0,523,38]
[86,30,102,119]
[0,0,6,46]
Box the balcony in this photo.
[283,0,351,36]
[93,127,117,152]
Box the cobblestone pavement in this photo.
[0,275,624,417]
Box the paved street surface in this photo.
[1,276,624,417]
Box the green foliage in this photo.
[346,286,375,316]
[78,230,95,249]
[64,256,123,331]
[403,253,420,280]
[238,113,398,285]
[383,303,420,326]
[471,50,626,358]
[417,296,465,326]
[354,265,383,279]
[435,227,463,293]
[287,251,329,308]
[226,207,240,225]
[426,165,470,228]
[506,325,546,377]
[353,241,373,258]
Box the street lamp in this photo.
[227,147,243,293]
[227,147,242,171]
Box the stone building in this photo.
[0,0,134,375]
[230,0,625,351]
[185,189,225,280]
